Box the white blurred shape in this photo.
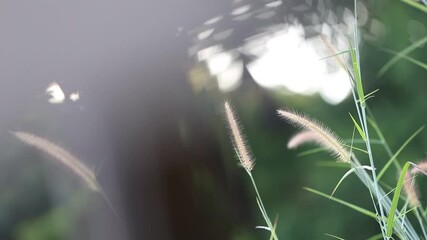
[321,23,332,38]
[213,29,233,40]
[198,29,214,40]
[204,16,223,25]
[365,18,385,42]
[197,45,222,61]
[246,23,351,104]
[206,52,233,75]
[46,82,65,104]
[319,71,351,105]
[356,2,369,26]
[342,8,354,27]
[217,61,243,92]
[70,92,80,102]
[231,5,251,15]
[265,1,282,8]
[233,13,252,21]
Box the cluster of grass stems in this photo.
[10,1,426,239]
[223,1,427,239]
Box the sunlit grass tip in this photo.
[287,131,320,149]
[12,131,99,192]
[401,160,427,207]
[277,109,350,162]
[224,101,255,172]
[403,172,420,207]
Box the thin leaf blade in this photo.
[347,37,365,107]
[349,113,366,141]
[304,187,377,219]
[386,162,411,237]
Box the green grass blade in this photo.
[381,49,427,70]
[386,162,411,237]
[256,197,269,224]
[324,233,345,240]
[349,113,366,141]
[344,138,382,144]
[304,187,377,219]
[250,172,278,240]
[297,147,325,157]
[316,161,351,168]
[366,233,383,240]
[342,144,368,154]
[319,50,350,61]
[331,166,373,197]
[347,37,365,108]
[400,0,427,13]
[363,89,380,102]
[377,126,425,180]
[378,35,427,77]
[269,216,279,240]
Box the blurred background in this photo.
[0,0,426,239]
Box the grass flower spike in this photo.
[403,172,420,207]
[401,160,427,207]
[287,130,323,149]
[277,109,350,162]
[223,101,278,239]
[13,131,99,192]
[224,101,254,172]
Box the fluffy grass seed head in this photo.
[13,131,99,192]
[401,160,427,207]
[287,131,321,149]
[411,160,427,175]
[403,171,420,207]
[277,109,350,163]
[319,34,347,71]
[224,101,254,172]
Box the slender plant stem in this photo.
[248,171,279,240]
[362,107,388,239]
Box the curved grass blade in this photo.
[378,36,427,77]
[381,49,427,70]
[386,162,411,237]
[349,113,366,141]
[362,89,380,103]
[342,144,368,154]
[269,216,279,240]
[319,50,350,61]
[255,226,270,231]
[297,147,325,157]
[304,187,377,219]
[331,166,373,197]
[377,126,425,180]
[316,161,351,168]
[366,233,383,240]
[400,0,427,13]
[324,233,345,240]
